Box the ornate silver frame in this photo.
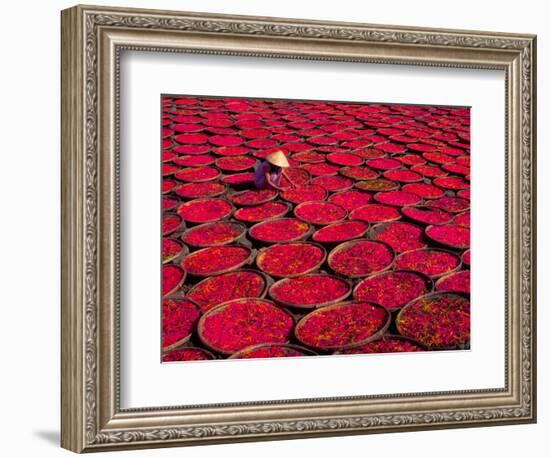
[61,4,537,453]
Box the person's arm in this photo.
[266,170,284,190]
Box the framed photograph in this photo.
[61,4,537,453]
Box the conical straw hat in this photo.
[266,150,290,168]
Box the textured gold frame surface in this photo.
[61,4,537,453]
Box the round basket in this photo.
[373,190,423,207]
[269,273,353,309]
[401,205,453,226]
[162,238,189,264]
[162,213,186,236]
[177,198,234,225]
[312,220,370,245]
[327,239,395,279]
[174,182,227,200]
[197,298,295,356]
[294,201,348,226]
[349,204,402,224]
[162,263,187,297]
[256,242,327,278]
[393,247,462,279]
[339,166,380,181]
[181,244,254,277]
[368,221,428,254]
[186,269,273,312]
[395,291,470,351]
[280,184,328,204]
[294,301,391,351]
[174,166,222,183]
[228,188,278,207]
[181,221,247,248]
[233,201,292,224]
[161,295,201,352]
[354,178,399,192]
[435,270,470,294]
[425,224,470,250]
[248,218,313,244]
[352,269,433,311]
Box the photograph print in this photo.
[161,95,471,363]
